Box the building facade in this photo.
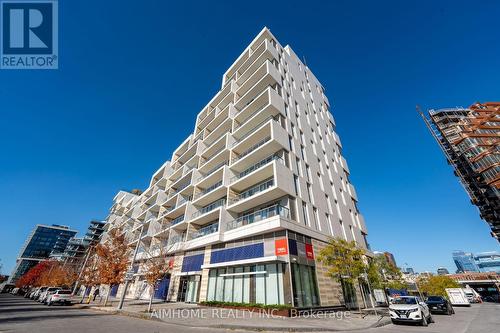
[8,224,77,283]
[57,220,106,269]
[421,103,500,241]
[102,28,369,308]
[453,250,500,274]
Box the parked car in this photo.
[39,287,60,303]
[10,288,19,295]
[32,287,47,300]
[389,296,434,326]
[46,290,72,306]
[426,295,455,315]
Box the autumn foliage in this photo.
[95,228,130,288]
[16,260,77,288]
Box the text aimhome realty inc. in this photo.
[150,308,352,320]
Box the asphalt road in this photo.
[0,294,225,333]
[0,293,498,333]
[356,302,500,333]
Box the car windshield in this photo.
[57,291,71,295]
[393,297,417,304]
[427,296,443,302]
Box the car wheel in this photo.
[421,313,428,326]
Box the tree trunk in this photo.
[147,285,154,313]
[104,286,110,307]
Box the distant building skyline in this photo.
[453,250,500,274]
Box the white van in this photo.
[446,288,470,306]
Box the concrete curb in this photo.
[81,305,392,332]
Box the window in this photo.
[302,202,309,226]
[313,207,321,231]
[293,175,300,196]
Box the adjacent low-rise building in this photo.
[101,28,370,309]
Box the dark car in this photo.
[426,296,455,315]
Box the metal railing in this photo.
[195,160,228,184]
[232,136,271,163]
[193,181,223,200]
[170,214,185,226]
[230,154,282,183]
[229,178,274,204]
[226,204,289,231]
[191,198,226,219]
[232,115,277,147]
[189,223,219,240]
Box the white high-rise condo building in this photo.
[103,28,369,308]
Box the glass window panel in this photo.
[215,268,225,301]
[233,267,243,303]
[255,265,266,304]
[266,264,279,305]
[207,269,216,301]
[224,268,234,302]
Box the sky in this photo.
[0,0,499,276]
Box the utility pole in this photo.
[117,224,145,310]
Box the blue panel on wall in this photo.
[288,239,298,256]
[181,253,205,272]
[210,243,264,264]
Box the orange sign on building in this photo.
[275,239,288,256]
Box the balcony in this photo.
[234,39,278,85]
[195,161,228,186]
[190,198,226,226]
[227,160,294,213]
[188,222,219,240]
[233,86,284,132]
[198,142,230,176]
[234,60,281,108]
[229,177,274,205]
[192,180,225,207]
[226,204,289,231]
[231,119,289,172]
[230,154,284,190]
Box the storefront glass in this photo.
[207,263,285,305]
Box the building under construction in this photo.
[421,102,500,242]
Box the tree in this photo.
[317,238,367,310]
[95,228,130,306]
[417,275,460,297]
[142,247,174,312]
[16,260,54,288]
[367,255,407,290]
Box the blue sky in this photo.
[0,0,499,275]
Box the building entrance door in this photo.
[177,277,188,302]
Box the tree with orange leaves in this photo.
[95,228,130,306]
[16,260,54,288]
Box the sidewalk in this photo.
[74,298,390,332]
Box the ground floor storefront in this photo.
[98,230,371,309]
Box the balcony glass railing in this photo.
[189,223,219,240]
[230,154,282,183]
[191,198,226,219]
[233,115,277,147]
[195,161,228,184]
[168,233,186,246]
[229,178,274,204]
[226,205,289,231]
[232,136,271,163]
[171,214,185,226]
[194,181,223,200]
